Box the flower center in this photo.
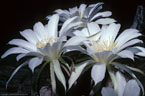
[36,37,58,48]
[36,41,46,48]
[93,40,117,52]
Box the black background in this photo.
[0,0,145,55]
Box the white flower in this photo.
[85,23,144,63]
[101,72,140,96]
[1,14,70,92]
[47,3,116,37]
[51,3,115,25]
[80,23,145,87]
[2,14,60,71]
[65,23,145,91]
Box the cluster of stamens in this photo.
[92,40,117,52]
[36,37,58,48]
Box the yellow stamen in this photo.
[36,41,46,48]
[48,37,58,46]
[36,37,58,48]
[93,40,117,52]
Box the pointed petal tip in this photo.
[33,22,44,32]
[28,57,43,73]
[91,64,106,85]
[1,55,5,59]
[1,51,10,59]
[50,14,59,20]
[34,21,42,26]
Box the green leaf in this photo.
[125,65,144,75]
[112,62,144,95]
[6,61,28,90]
[60,56,74,71]
[35,61,49,89]
[68,60,91,89]
[53,60,66,91]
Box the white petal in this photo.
[63,45,87,54]
[88,3,97,7]
[64,36,87,47]
[69,61,89,89]
[52,42,63,58]
[88,3,103,17]
[101,24,108,31]
[87,22,100,36]
[118,50,134,60]
[101,87,117,96]
[38,44,54,59]
[90,51,116,64]
[28,57,43,72]
[16,54,26,61]
[1,47,29,58]
[73,28,89,37]
[79,4,87,16]
[54,9,69,22]
[88,32,100,41]
[95,18,116,24]
[45,14,59,38]
[101,23,121,43]
[8,39,36,51]
[58,35,67,42]
[59,16,79,36]
[134,47,145,57]
[33,22,46,41]
[50,63,56,93]
[123,80,140,96]
[6,61,28,89]
[26,52,43,58]
[69,6,78,14]
[83,3,97,17]
[91,11,112,21]
[48,46,57,59]
[20,29,37,44]
[119,39,143,51]
[55,9,69,15]
[46,15,51,20]
[73,30,83,36]
[91,64,106,85]
[53,60,66,91]
[116,29,141,47]
[127,47,141,55]
[64,22,82,37]
[116,72,126,96]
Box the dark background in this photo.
[0,0,145,54]
[0,0,145,95]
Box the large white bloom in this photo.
[101,72,140,96]
[51,3,115,25]
[2,14,61,71]
[47,3,116,37]
[85,23,144,63]
[67,23,145,91]
[66,22,145,89]
[1,14,71,92]
[83,23,145,91]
